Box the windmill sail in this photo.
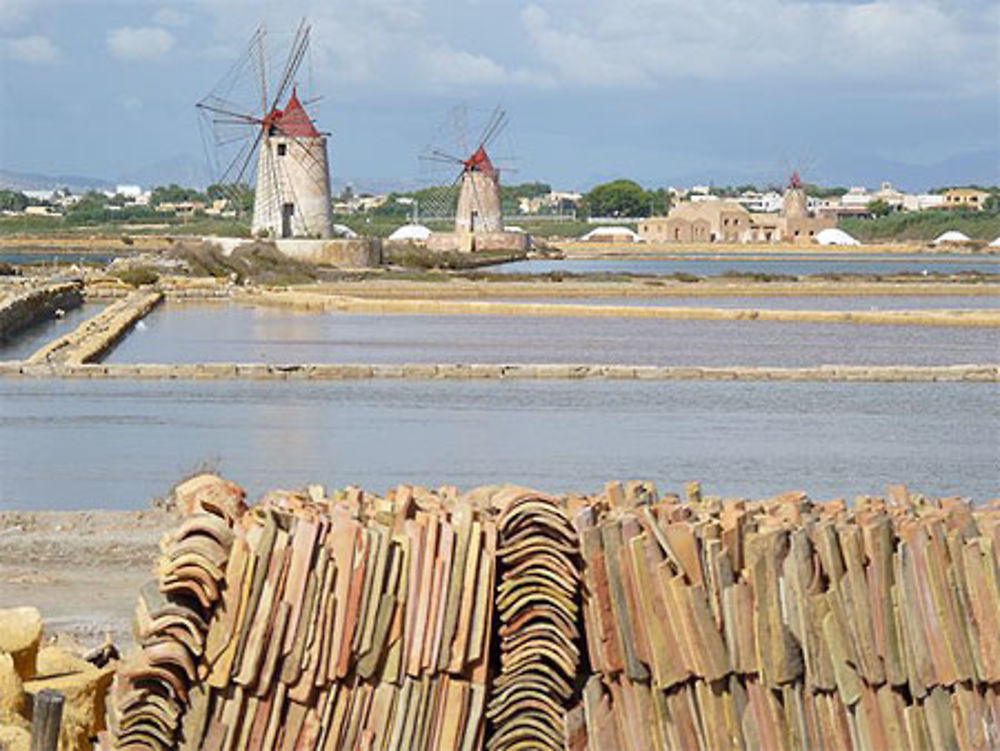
[196,20,333,239]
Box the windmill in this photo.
[420,106,510,235]
[196,20,333,239]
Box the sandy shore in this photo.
[0,508,174,647]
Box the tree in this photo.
[805,184,847,198]
[584,179,650,218]
[648,187,672,216]
[69,191,109,213]
[501,182,551,200]
[150,184,207,206]
[207,183,254,212]
[866,199,892,217]
[0,190,29,212]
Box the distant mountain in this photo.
[0,168,115,193]
[116,153,211,190]
[822,150,1000,193]
[641,149,1000,194]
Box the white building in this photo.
[735,191,783,213]
[902,194,945,212]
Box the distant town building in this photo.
[734,190,783,213]
[115,185,143,199]
[24,205,59,216]
[639,174,833,244]
[518,191,582,215]
[902,193,945,212]
[22,189,57,203]
[942,188,989,211]
[156,201,206,216]
[639,200,749,243]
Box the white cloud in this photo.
[191,0,994,96]
[153,7,189,27]
[107,26,175,60]
[4,34,60,64]
[299,2,550,90]
[420,46,553,89]
[518,0,996,91]
[0,0,34,32]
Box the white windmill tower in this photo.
[422,107,510,237]
[196,21,333,239]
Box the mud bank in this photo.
[2,362,995,382]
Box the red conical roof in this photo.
[464,145,496,178]
[266,87,320,138]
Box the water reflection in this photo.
[0,379,995,508]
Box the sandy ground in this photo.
[0,509,174,648]
[302,278,1000,300]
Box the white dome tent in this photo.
[815,228,860,246]
[988,236,1000,248]
[932,230,971,245]
[580,226,641,243]
[388,223,432,241]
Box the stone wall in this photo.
[274,238,382,268]
[204,237,383,268]
[0,281,83,342]
[426,231,530,253]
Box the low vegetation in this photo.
[0,212,251,237]
[840,210,1000,242]
[168,240,319,286]
[384,243,526,270]
[113,267,160,287]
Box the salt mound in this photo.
[388,223,431,241]
[816,228,860,246]
[932,230,971,245]
[580,226,641,242]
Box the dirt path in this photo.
[0,509,174,647]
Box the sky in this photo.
[0,0,997,192]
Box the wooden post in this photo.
[30,689,64,751]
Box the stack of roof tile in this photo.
[108,476,999,750]
[568,481,1000,751]
[487,489,582,751]
[111,478,499,751]
[111,478,244,750]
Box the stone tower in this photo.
[781,170,809,220]
[252,89,333,239]
[455,146,503,234]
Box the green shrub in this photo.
[115,267,160,287]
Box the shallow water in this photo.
[0,253,117,265]
[480,295,1000,310]
[0,379,995,508]
[0,303,105,360]
[495,256,1000,277]
[0,380,1000,508]
[104,302,1000,367]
